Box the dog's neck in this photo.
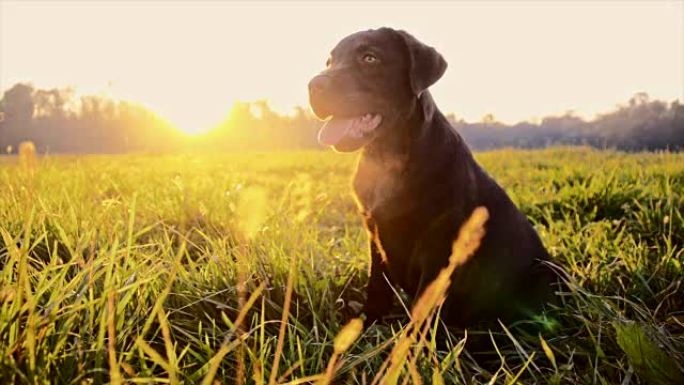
[353,91,476,216]
[362,91,468,169]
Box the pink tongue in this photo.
[317,114,382,146]
[318,117,355,146]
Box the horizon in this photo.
[1,1,682,134]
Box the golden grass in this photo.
[1,149,683,384]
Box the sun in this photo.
[153,99,232,135]
[165,107,225,135]
[169,116,217,135]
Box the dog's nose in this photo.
[308,75,331,96]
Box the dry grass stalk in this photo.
[157,309,178,385]
[236,245,248,385]
[18,141,37,171]
[234,186,268,385]
[317,318,364,385]
[201,282,266,385]
[107,289,122,385]
[268,254,297,385]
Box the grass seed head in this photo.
[334,317,364,354]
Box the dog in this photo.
[309,28,554,327]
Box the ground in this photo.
[0,147,683,384]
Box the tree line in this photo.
[1,83,682,153]
[448,92,684,151]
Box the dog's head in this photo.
[309,28,447,152]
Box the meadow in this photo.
[0,147,683,384]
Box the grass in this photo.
[0,147,683,384]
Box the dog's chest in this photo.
[353,157,422,259]
[353,157,410,216]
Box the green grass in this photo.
[1,147,683,384]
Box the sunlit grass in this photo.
[0,147,683,384]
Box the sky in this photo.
[1,1,682,133]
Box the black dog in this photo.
[309,28,554,327]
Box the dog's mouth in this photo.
[317,113,383,151]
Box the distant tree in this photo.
[0,82,184,153]
[1,83,35,123]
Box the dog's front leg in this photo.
[362,238,394,325]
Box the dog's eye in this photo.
[362,53,378,64]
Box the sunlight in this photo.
[147,97,297,135]
[2,2,680,128]
[0,2,683,382]
[153,99,232,135]
[168,116,216,135]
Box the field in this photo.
[1,147,683,384]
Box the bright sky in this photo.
[1,1,682,133]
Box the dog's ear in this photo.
[396,30,447,96]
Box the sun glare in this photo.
[155,101,232,135]
[144,95,300,136]
[170,116,217,135]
